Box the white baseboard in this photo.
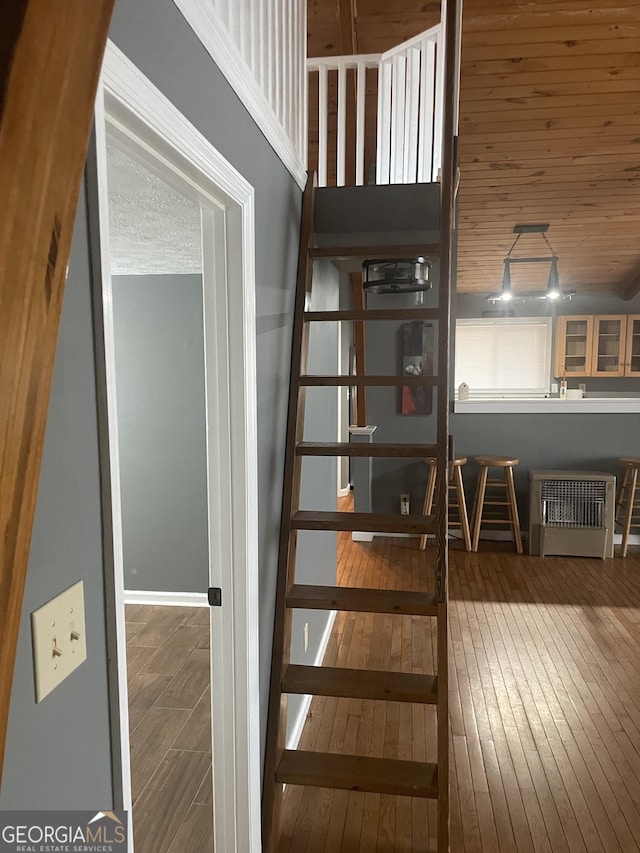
[356,530,640,547]
[286,610,337,750]
[614,533,640,545]
[338,486,352,498]
[373,532,417,539]
[473,530,640,546]
[123,589,210,607]
[352,532,374,542]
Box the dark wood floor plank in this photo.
[126,605,213,849]
[194,767,213,806]
[125,603,153,623]
[128,606,196,648]
[171,687,212,753]
[166,803,214,853]
[153,647,210,710]
[126,621,146,642]
[141,625,209,677]
[129,706,191,801]
[127,672,172,731]
[126,645,157,680]
[132,749,211,853]
[276,497,640,851]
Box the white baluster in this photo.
[356,61,366,186]
[418,38,436,183]
[376,60,392,184]
[404,47,421,183]
[337,64,347,186]
[433,30,445,181]
[390,54,406,184]
[318,66,328,187]
[283,0,291,131]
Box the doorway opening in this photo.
[91,43,261,853]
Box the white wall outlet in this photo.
[303,622,309,654]
[400,494,410,515]
[31,580,87,703]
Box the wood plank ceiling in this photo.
[307,0,640,299]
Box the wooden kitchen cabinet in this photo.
[554,314,640,377]
[625,315,640,376]
[553,315,593,377]
[591,315,627,377]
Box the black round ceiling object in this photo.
[362,257,432,294]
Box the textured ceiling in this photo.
[106,142,202,276]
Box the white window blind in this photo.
[455,318,552,397]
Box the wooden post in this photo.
[350,273,367,426]
[0,0,115,786]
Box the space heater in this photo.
[529,470,615,558]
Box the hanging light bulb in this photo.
[500,259,513,301]
[546,256,560,300]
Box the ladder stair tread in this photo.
[296,441,438,458]
[276,750,438,799]
[309,244,440,261]
[301,374,438,387]
[304,308,439,322]
[286,584,438,616]
[282,664,438,704]
[291,510,437,533]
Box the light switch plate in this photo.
[31,580,87,702]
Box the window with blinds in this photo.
[455,317,552,397]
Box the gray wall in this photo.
[0,186,114,809]
[108,0,304,767]
[289,260,340,738]
[111,274,209,594]
[365,289,439,516]
[3,0,304,808]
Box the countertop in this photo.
[454,398,640,414]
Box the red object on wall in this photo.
[401,321,434,415]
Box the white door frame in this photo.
[92,42,261,853]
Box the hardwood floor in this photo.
[125,604,213,853]
[278,525,640,852]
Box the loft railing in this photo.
[307,23,444,188]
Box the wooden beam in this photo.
[0,0,114,785]
[337,0,358,185]
[622,266,640,301]
[338,0,358,56]
[350,273,367,426]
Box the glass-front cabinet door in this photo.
[591,315,627,377]
[554,315,593,377]
[625,315,640,376]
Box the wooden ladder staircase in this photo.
[262,1,460,845]
[261,178,454,849]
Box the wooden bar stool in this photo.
[420,456,472,551]
[471,456,523,553]
[616,457,640,557]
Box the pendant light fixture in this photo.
[487,224,576,304]
[362,257,432,294]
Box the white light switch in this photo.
[31,580,87,702]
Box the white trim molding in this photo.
[123,590,210,607]
[352,532,375,542]
[96,41,262,853]
[286,610,337,750]
[173,0,307,189]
